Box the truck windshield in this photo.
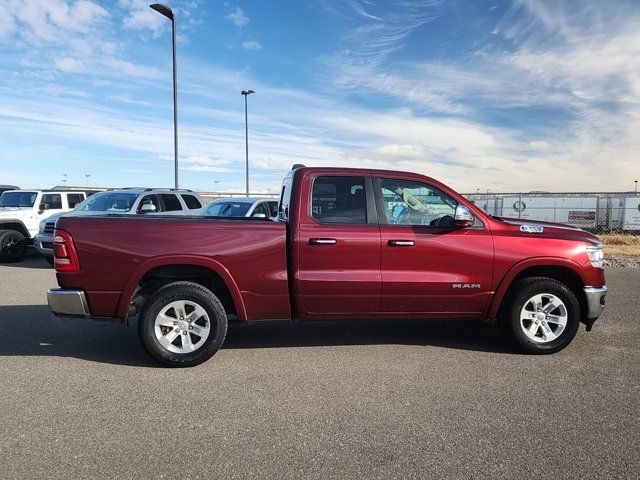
[0,191,38,207]
[75,192,138,212]
[199,202,252,217]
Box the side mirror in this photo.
[38,203,50,214]
[140,203,157,213]
[252,213,267,218]
[454,204,474,227]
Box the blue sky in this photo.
[0,0,639,193]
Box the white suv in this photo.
[0,190,87,263]
[34,188,204,264]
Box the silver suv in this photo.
[35,188,204,263]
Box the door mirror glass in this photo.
[140,203,157,213]
[454,204,474,227]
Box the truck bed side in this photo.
[55,215,290,321]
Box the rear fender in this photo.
[116,255,247,320]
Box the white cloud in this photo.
[0,9,16,37]
[54,56,86,73]
[241,40,262,50]
[122,8,167,37]
[225,7,249,27]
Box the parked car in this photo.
[34,188,204,264]
[0,185,20,195]
[198,197,278,218]
[0,189,87,263]
[47,166,607,366]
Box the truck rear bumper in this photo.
[584,286,607,320]
[47,288,91,318]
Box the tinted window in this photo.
[0,191,37,207]
[41,194,62,209]
[311,176,367,224]
[161,194,182,212]
[137,195,161,213]
[76,192,138,212]
[200,201,252,216]
[181,194,202,209]
[379,178,457,227]
[268,201,278,217]
[67,193,85,208]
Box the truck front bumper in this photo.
[34,233,54,257]
[584,286,607,321]
[47,289,91,318]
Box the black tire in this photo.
[44,256,55,266]
[499,277,580,354]
[138,281,228,367]
[0,230,28,263]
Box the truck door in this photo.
[295,175,382,317]
[374,177,493,316]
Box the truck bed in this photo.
[55,215,290,320]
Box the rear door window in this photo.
[181,194,202,209]
[67,193,85,208]
[160,194,182,212]
[311,176,367,224]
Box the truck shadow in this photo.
[0,305,514,367]
[225,318,512,353]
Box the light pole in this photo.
[635,180,638,194]
[241,89,255,196]
[150,3,179,189]
[85,174,91,187]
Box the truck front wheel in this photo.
[138,281,228,367]
[500,277,580,354]
[0,230,27,263]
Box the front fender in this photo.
[486,256,587,319]
[116,254,247,321]
[0,219,31,238]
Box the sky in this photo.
[0,0,639,193]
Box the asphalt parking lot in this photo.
[1,254,639,479]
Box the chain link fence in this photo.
[462,192,640,234]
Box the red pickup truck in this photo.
[47,167,607,366]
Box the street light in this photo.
[85,174,91,187]
[635,180,638,194]
[241,89,255,196]
[149,3,179,189]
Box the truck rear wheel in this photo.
[0,230,27,263]
[500,277,580,354]
[138,281,228,367]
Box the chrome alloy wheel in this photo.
[154,300,211,354]
[519,293,568,343]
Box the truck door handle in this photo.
[309,238,337,245]
[388,239,415,247]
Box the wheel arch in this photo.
[118,256,247,321]
[0,221,31,239]
[488,258,588,320]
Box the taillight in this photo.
[53,229,80,272]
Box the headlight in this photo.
[586,243,604,268]
[38,218,47,234]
